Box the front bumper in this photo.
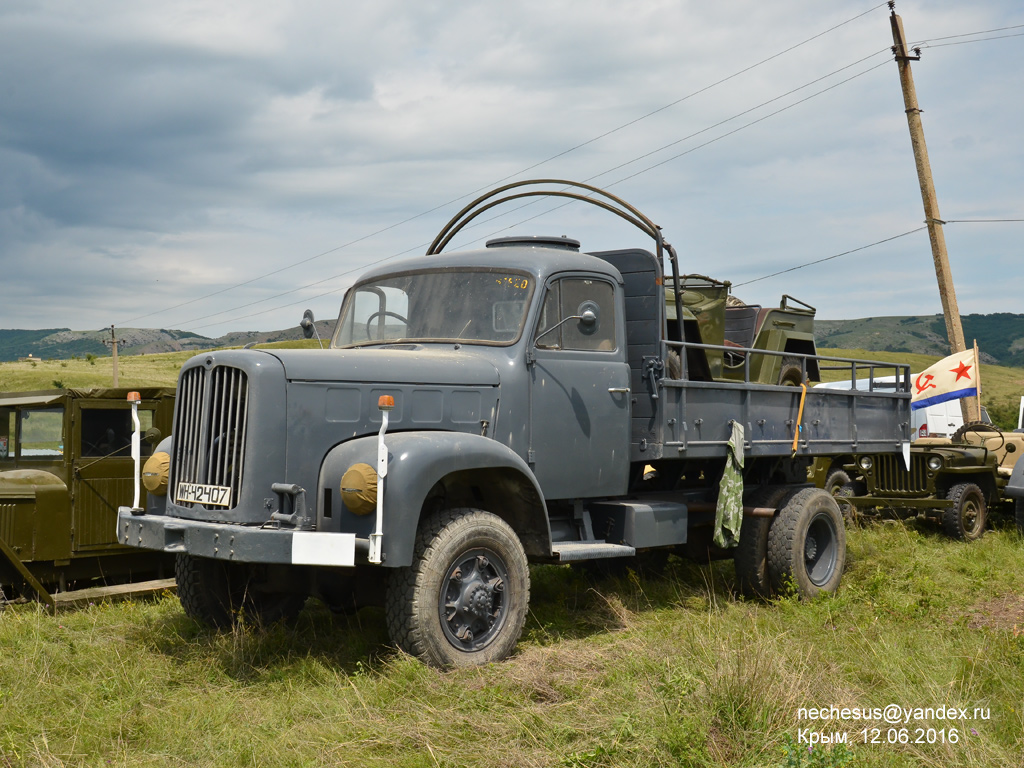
[117,507,366,567]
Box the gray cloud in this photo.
[1,0,1022,335]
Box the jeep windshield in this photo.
[332,269,535,347]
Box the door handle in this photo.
[607,387,631,394]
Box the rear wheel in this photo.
[942,483,987,541]
[767,488,846,598]
[175,554,306,628]
[386,508,529,668]
[734,486,791,598]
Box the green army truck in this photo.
[0,388,176,608]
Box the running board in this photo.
[551,542,636,562]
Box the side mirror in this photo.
[577,301,600,335]
[300,309,316,339]
[300,308,324,349]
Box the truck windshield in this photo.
[333,269,534,347]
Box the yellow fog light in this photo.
[142,451,170,496]
[341,463,378,515]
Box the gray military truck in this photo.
[117,180,910,667]
[1,387,175,608]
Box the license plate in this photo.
[176,482,232,507]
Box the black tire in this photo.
[942,483,987,541]
[385,508,530,668]
[1015,499,1024,535]
[823,468,851,497]
[834,480,867,523]
[767,488,846,598]
[734,486,792,598]
[778,356,805,387]
[175,554,306,628]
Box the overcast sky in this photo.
[1,0,1021,335]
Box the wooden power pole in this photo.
[889,2,980,421]
[103,325,124,387]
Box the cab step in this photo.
[551,542,636,561]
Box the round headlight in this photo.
[858,456,874,471]
[341,462,378,515]
[927,455,942,471]
[142,451,170,496]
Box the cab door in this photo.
[528,275,631,500]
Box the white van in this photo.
[814,376,989,440]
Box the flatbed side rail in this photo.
[659,341,911,458]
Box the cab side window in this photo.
[534,278,616,352]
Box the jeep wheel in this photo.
[834,480,867,523]
[778,356,805,387]
[823,468,851,497]
[175,554,306,628]
[386,508,530,668]
[767,488,846,598]
[734,486,792,598]
[942,483,987,541]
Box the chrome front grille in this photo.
[171,366,249,509]
[872,453,929,494]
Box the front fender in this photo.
[318,431,550,567]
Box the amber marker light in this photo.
[378,395,395,411]
[127,391,141,402]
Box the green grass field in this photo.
[2,521,1023,767]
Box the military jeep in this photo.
[666,274,820,385]
[0,388,176,606]
[834,422,1024,541]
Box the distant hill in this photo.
[0,321,337,363]
[815,313,1024,368]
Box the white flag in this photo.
[911,348,979,411]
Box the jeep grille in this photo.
[872,453,929,494]
[171,366,249,509]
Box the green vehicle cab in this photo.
[0,388,176,606]
[832,423,1024,542]
[666,274,820,385]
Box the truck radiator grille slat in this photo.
[873,454,929,494]
[170,366,248,509]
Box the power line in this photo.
[182,53,892,331]
[910,22,1024,46]
[731,226,928,288]
[918,31,1024,49]
[945,218,1024,223]
[119,2,892,329]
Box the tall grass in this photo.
[2,521,1023,767]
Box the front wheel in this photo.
[386,508,530,668]
[175,554,306,628]
[767,488,846,598]
[942,483,987,541]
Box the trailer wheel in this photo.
[386,508,530,668]
[175,554,306,628]
[767,488,845,598]
[734,486,791,598]
[942,483,987,541]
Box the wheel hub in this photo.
[440,550,507,652]
[804,535,818,562]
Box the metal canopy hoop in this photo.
[426,179,684,342]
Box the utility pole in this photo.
[888,2,980,421]
[103,325,125,387]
